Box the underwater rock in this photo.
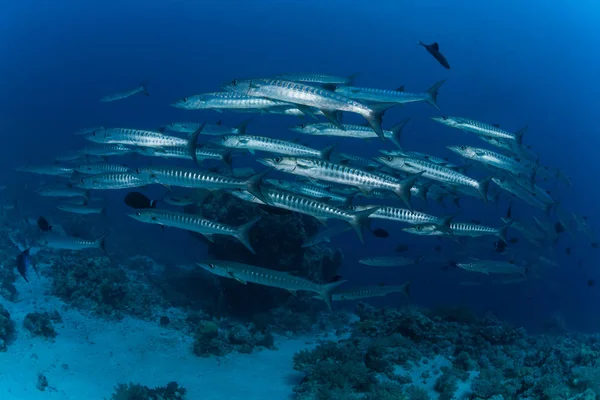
[0,304,15,351]
[192,319,275,357]
[0,265,17,302]
[36,373,49,391]
[23,310,62,339]
[197,193,342,316]
[108,381,187,400]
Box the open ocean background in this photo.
[1,0,598,333]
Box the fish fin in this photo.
[202,234,214,243]
[319,278,347,312]
[187,122,206,166]
[477,176,493,203]
[215,120,223,126]
[221,149,233,171]
[492,123,501,128]
[431,42,440,50]
[366,102,396,141]
[347,73,360,86]
[349,207,380,243]
[248,149,255,155]
[320,145,335,161]
[235,217,260,254]
[228,272,247,285]
[395,171,424,210]
[316,217,328,226]
[390,118,409,150]
[395,85,405,92]
[287,289,297,296]
[497,220,513,242]
[425,79,446,111]
[296,105,318,120]
[321,84,337,91]
[96,232,109,254]
[246,170,270,204]
[235,118,251,135]
[321,110,345,129]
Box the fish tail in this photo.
[141,82,150,96]
[187,122,206,166]
[425,79,446,110]
[394,171,424,210]
[96,233,109,254]
[497,220,513,242]
[477,176,492,203]
[390,118,410,150]
[365,103,395,141]
[221,149,234,171]
[246,170,270,204]
[235,118,251,135]
[400,281,411,299]
[235,217,261,254]
[319,278,347,312]
[348,207,379,243]
[320,144,335,161]
[515,125,527,145]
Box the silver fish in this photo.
[376,155,490,202]
[129,210,259,254]
[269,72,357,86]
[404,221,509,241]
[266,179,352,205]
[17,164,73,176]
[433,116,525,143]
[171,92,294,111]
[331,282,410,301]
[196,260,347,311]
[100,83,149,102]
[159,119,250,136]
[258,157,422,209]
[57,204,105,215]
[36,185,89,199]
[223,78,386,140]
[74,163,131,175]
[335,80,445,110]
[79,144,137,157]
[457,259,526,276]
[39,233,107,252]
[447,145,533,177]
[348,205,448,226]
[214,134,333,159]
[76,173,149,190]
[359,256,422,267]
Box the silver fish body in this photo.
[100,83,149,102]
[76,173,149,190]
[39,233,107,252]
[215,135,330,159]
[270,72,356,86]
[331,282,410,301]
[359,256,421,267]
[335,80,445,110]
[79,144,137,157]
[36,185,89,199]
[17,164,73,176]
[433,116,525,143]
[74,163,131,175]
[57,204,104,215]
[171,92,294,111]
[85,128,189,148]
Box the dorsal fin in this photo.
[215,120,223,126]
[492,123,501,128]
[395,85,405,92]
[431,42,439,51]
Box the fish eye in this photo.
[274,157,282,163]
[136,168,141,173]
[208,263,215,269]
[80,178,85,183]
[231,79,238,86]
[136,212,141,216]
[416,225,423,230]
[386,156,393,161]
[460,146,467,150]
[299,124,306,128]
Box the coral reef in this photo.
[108,381,186,400]
[0,304,15,351]
[23,310,62,339]
[0,264,17,302]
[292,303,600,399]
[192,319,275,357]
[49,255,163,319]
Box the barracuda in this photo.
[447,145,532,177]
[270,72,357,86]
[74,163,131,175]
[134,166,267,202]
[289,119,407,149]
[224,78,387,140]
[75,173,149,190]
[57,204,105,215]
[78,143,137,157]
[100,83,149,102]
[359,256,422,267]
[433,116,526,144]
[214,134,333,159]
[258,157,422,209]
[135,146,231,167]
[17,164,74,176]
[170,92,295,111]
[196,260,347,311]
[331,281,411,301]
[376,155,490,202]
[36,185,89,199]
[492,177,550,212]
[457,259,526,276]
[266,179,352,205]
[335,80,445,110]
[39,233,107,252]
[404,221,510,241]
[159,119,250,136]
[259,187,377,243]
[348,205,447,225]
[129,210,259,254]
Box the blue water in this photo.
[2,0,598,332]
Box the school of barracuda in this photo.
[16,73,596,309]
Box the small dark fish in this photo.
[124,192,157,209]
[508,238,519,244]
[588,279,595,287]
[419,41,450,69]
[395,244,409,253]
[16,248,36,283]
[494,240,507,253]
[554,222,565,234]
[434,245,442,252]
[565,247,571,256]
[37,216,52,232]
[371,228,389,238]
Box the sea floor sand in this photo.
[0,274,315,400]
